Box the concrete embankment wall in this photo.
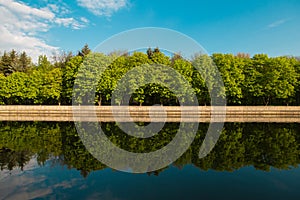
[0,106,300,122]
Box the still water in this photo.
[1,122,300,199]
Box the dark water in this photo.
[1,122,300,199]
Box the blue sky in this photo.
[0,0,299,61]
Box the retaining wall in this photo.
[0,106,299,122]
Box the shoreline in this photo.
[0,105,300,122]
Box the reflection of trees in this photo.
[0,147,32,170]
[191,123,245,171]
[100,122,179,153]
[60,123,107,177]
[0,122,107,177]
[0,122,299,177]
[243,124,299,171]
[0,122,63,166]
[192,123,300,172]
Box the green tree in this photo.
[146,47,153,59]
[290,57,300,105]
[0,51,13,76]
[97,55,130,105]
[31,68,62,105]
[150,48,171,65]
[0,50,32,76]
[251,55,297,105]
[61,56,83,105]
[191,54,219,105]
[2,72,32,104]
[78,44,91,57]
[17,51,32,72]
[212,53,245,104]
[0,74,6,104]
[37,55,53,71]
[73,53,112,105]
[52,51,73,69]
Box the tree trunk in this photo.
[98,96,102,106]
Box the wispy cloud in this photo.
[267,18,290,29]
[0,0,89,61]
[0,162,83,200]
[77,0,129,17]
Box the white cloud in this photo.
[80,17,89,24]
[0,0,55,19]
[0,0,89,62]
[77,0,128,17]
[0,25,57,62]
[55,17,87,30]
[267,19,289,29]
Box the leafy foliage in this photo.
[0,47,300,105]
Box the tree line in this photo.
[0,45,300,106]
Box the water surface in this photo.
[0,122,300,199]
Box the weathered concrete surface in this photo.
[0,106,299,122]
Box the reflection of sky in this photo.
[0,157,39,182]
[0,158,82,199]
[1,159,300,199]
[0,157,123,200]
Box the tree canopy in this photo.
[0,46,300,106]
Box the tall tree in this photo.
[192,54,219,105]
[146,48,153,59]
[73,53,112,105]
[78,44,91,57]
[251,55,297,105]
[212,53,245,105]
[2,72,31,104]
[37,55,52,71]
[61,56,83,105]
[52,51,73,69]
[17,51,32,72]
[0,74,6,104]
[294,58,300,105]
[32,68,62,105]
[150,48,171,65]
[0,51,15,76]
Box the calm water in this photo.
[1,122,300,199]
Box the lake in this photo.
[1,122,300,199]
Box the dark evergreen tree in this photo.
[78,44,91,57]
[0,51,14,76]
[17,51,32,72]
[146,47,153,59]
